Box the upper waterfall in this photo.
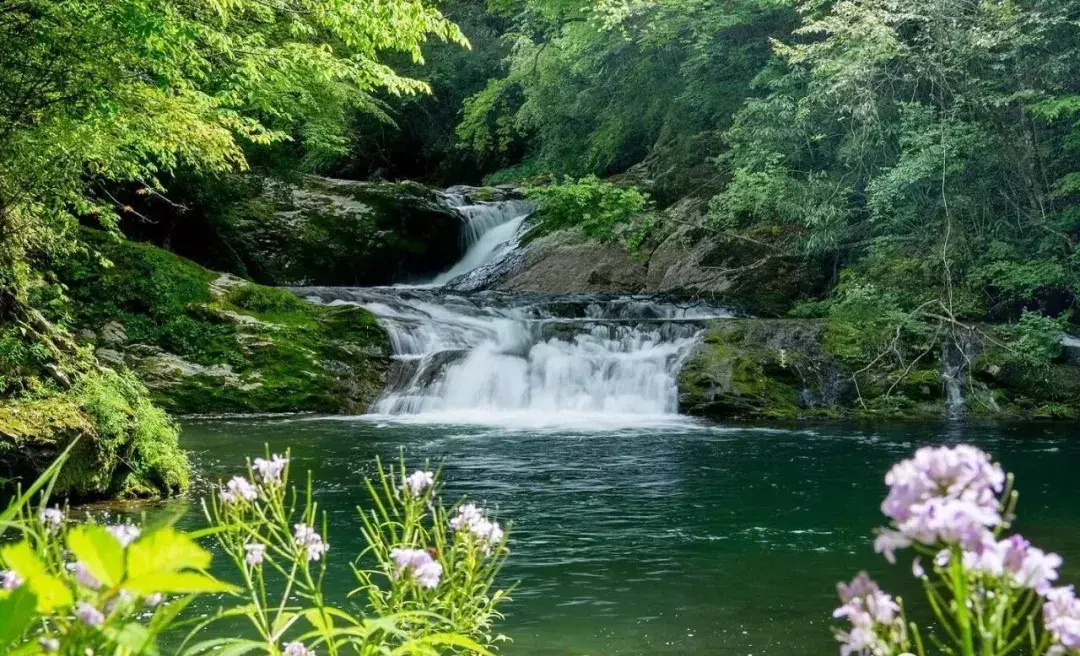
[295,192,730,428]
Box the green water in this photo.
[173,418,1080,655]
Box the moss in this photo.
[55,229,389,415]
[0,369,189,500]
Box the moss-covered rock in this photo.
[0,369,189,500]
[680,319,1080,420]
[57,230,389,415]
[201,175,466,285]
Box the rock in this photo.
[209,273,248,298]
[95,347,126,367]
[100,321,127,345]
[495,230,649,293]
[204,176,471,285]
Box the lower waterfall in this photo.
[296,194,730,427]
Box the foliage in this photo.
[832,444,1077,656]
[523,177,654,247]
[0,447,511,655]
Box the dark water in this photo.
[171,418,1080,655]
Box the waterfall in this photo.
[940,339,968,420]
[295,194,729,427]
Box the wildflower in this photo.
[220,476,258,504]
[450,503,504,555]
[1044,586,1080,655]
[389,547,443,589]
[282,642,316,656]
[960,534,1062,593]
[403,470,434,496]
[144,593,163,607]
[911,558,925,578]
[107,523,141,547]
[38,638,60,653]
[833,572,905,656]
[75,602,105,627]
[67,562,101,589]
[1,569,23,590]
[245,542,266,566]
[253,454,288,485]
[40,507,64,533]
[877,446,1004,558]
[293,523,328,562]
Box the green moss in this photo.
[0,369,189,500]
[55,230,389,415]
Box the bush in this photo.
[0,447,511,655]
[523,176,655,248]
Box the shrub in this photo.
[0,446,511,655]
[523,176,654,248]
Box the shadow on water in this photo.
[170,417,1080,655]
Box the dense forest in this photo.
[3,0,1080,496]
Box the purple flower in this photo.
[1044,586,1080,655]
[245,542,266,566]
[877,446,1004,557]
[220,476,258,504]
[911,558,925,578]
[450,503,505,555]
[253,454,288,485]
[959,533,1062,593]
[75,602,105,627]
[389,547,443,589]
[39,508,64,533]
[833,572,905,656]
[107,523,141,547]
[67,561,101,589]
[293,524,328,562]
[403,470,435,496]
[1,569,23,590]
[282,642,315,656]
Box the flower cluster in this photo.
[403,470,434,496]
[1045,586,1080,655]
[75,602,105,627]
[39,507,64,533]
[253,454,288,486]
[108,523,141,548]
[1,569,22,590]
[283,641,316,656]
[875,445,1005,563]
[961,534,1061,593]
[68,561,101,589]
[450,503,504,555]
[389,548,443,589]
[245,542,266,567]
[833,572,905,656]
[220,476,258,505]
[293,523,328,562]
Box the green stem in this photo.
[951,549,976,656]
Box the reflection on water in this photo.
[175,419,1080,655]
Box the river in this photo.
[173,194,1080,655]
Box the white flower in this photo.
[282,641,315,656]
[450,503,504,555]
[75,602,105,627]
[253,454,288,485]
[403,470,435,496]
[144,593,163,607]
[245,542,266,566]
[1,569,23,590]
[220,476,258,504]
[389,548,443,589]
[39,508,64,533]
[38,638,60,653]
[293,523,328,562]
[107,523,141,547]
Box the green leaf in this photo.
[0,542,72,612]
[104,622,158,655]
[127,527,211,580]
[67,525,125,588]
[0,587,37,647]
[125,571,237,596]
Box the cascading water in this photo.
[296,194,730,427]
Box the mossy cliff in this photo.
[679,319,1080,420]
[57,230,389,415]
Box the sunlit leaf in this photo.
[0,542,72,612]
[67,525,124,588]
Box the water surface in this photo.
[175,417,1080,655]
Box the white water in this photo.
[296,194,730,428]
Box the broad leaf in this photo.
[127,527,211,579]
[67,525,125,588]
[125,571,237,596]
[0,542,72,612]
[0,587,37,647]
